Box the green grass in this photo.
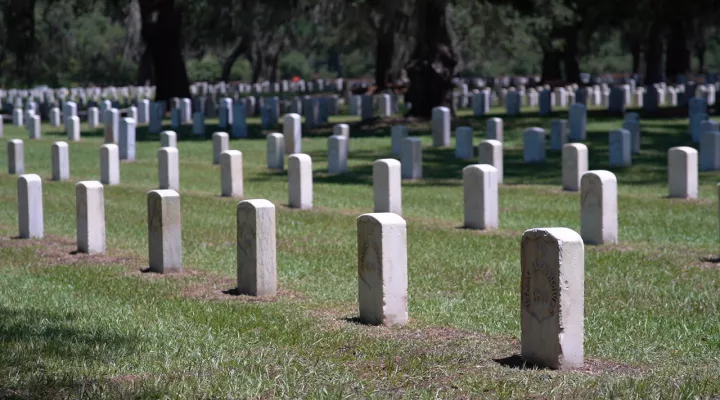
[0,106,719,398]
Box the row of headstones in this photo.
[471,84,719,118]
[21,162,686,369]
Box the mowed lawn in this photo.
[0,107,718,398]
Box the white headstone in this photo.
[160,130,177,148]
[373,159,402,215]
[378,94,392,117]
[236,199,277,296]
[50,107,61,127]
[455,126,474,159]
[401,138,422,180]
[283,113,302,154]
[76,181,105,254]
[147,189,182,273]
[391,125,408,157]
[51,141,70,181]
[568,104,587,141]
[220,150,244,198]
[622,121,641,154]
[328,135,348,174]
[609,129,632,167]
[550,119,568,150]
[478,139,503,184]
[699,130,720,171]
[266,133,285,170]
[119,118,136,161]
[463,164,499,230]
[288,153,312,209]
[487,118,503,142]
[668,147,698,199]
[431,107,451,147]
[212,132,229,165]
[580,170,618,245]
[100,144,120,185]
[18,174,44,239]
[521,227,584,370]
[7,139,24,174]
[104,108,119,144]
[158,147,179,191]
[562,143,588,192]
[523,128,546,163]
[357,213,408,326]
[28,115,40,140]
[192,112,205,135]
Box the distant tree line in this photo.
[1,0,720,116]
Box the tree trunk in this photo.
[5,0,36,86]
[139,0,191,103]
[630,39,641,74]
[541,49,562,84]
[375,22,395,91]
[137,47,153,85]
[665,21,690,81]
[221,39,246,82]
[563,26,580,84]
[405,0,458,118]
[697,44,706,74]
[645,22,665,84]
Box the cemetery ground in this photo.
[0,108,718,398]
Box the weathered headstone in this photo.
[220,150,244,198]
[212,132,229,165]
[288,154,313,209]
[283,113,302,154]
[119,117,136,161]
[455,126,474,159]
[51,141,70,181]
[431,106,451,147]
[401,137,422,180]
[236,199,277,297]
[357,213,408,326]
[76,181,105,254]
[523,128,546,163]
[104,108,119,144]
[158,147,179,191]
[18,174,44,239]
[521,227,584,370]
[487,117,503,142]
[328,135,348,174]
[580,170,618,245]
[373,159,402,215]
[463,164,499,230]
[562,143,588,192]
[609,129,632,167]
[147,189,182,274]
[266,133,285,170]
[668,147,698,199]
[100,144,120,185]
